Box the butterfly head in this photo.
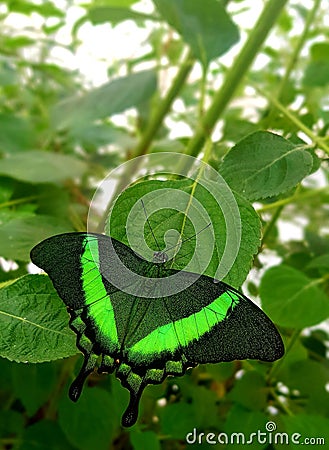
[153,251,168,264]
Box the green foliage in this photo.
[107,179,261,286]
[220,131,314,201]
[0,0,328,449]
[0,275,77,362]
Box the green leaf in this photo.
[159,402,198,439]
[18,420,75,450]
[0,274,77,363]
[224,405,269,448]
[11,362,57,416]
[88,6,155,25]
[278,360,329,415]
[306,254,329,274]
[58,387,117,450]
[303,41,329,87]
[0,410,24,439]
[303,61,329,87]
[260,265,329,328]
[106,179,261,287]
[223,118,260,142]
[220,131,313,201]
[0,114,34,153]
[8,0,64,18]
[310,42,329,62]
[52,70,157,131]
[282,414,329,444]
[228,371,267,411]
[0,215,72,261]
[0,151,87,184]
[153,0,239,67]
[0,177,15,203]
[130,431,161,450]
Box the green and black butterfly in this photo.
[30,224,284,427]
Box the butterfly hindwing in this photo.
[30,232,284,427]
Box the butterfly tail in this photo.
[69,352,98,402]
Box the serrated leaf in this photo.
[106,179,261,287]
[260,265,329,328]
[0,274,77,362]
[0,151,87,183]
[53,70,157,131]
[153,0,239,67]
[220,131,313,201]
[0,215,72,261]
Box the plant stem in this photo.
[257,87,329,154]
[257,187,329,212]
[270,387,294,416]
[185,0,289,158]
[133,49,195,158]
[0,195,41,209]
[263,0,322,127]
[261,205,284,246]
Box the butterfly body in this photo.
[30,232,284,427]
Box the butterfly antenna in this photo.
[141,199,161,251]
[165,222,211,254]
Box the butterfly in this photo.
[30,228,284,427]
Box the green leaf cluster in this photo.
[1,0,329,449]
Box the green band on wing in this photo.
[128,291,239,359]
[81,236,119,348]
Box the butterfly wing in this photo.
[119,271,284,426]
[30,232,152,410]
[31,232,284,428]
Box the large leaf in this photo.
[260,265,329,328]
[106,179,261,287]
[53,70,157,131]
[0,151,87,184]
[220,131,313,201]
[0,275,77,363]
[153,0,239,67]
[0,215,73,261]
